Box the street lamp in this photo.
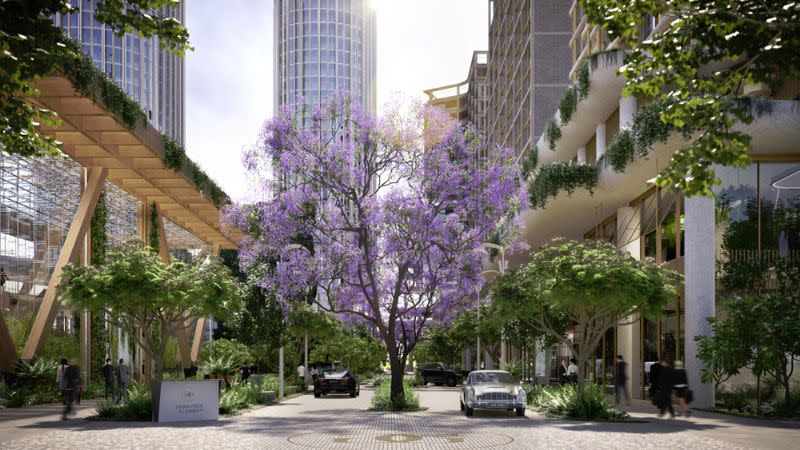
[281,244,314,394]
[476,242,510,370]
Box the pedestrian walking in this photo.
[61,360,81,420]
[673,360,691,417]
[655,358,675,418]
[566,358,579,384]
[649,360,661,400]
[101,357,115,400]
[557,358,568,385]
[615,355,630,405]
[116,358,131,404]
[239,365,251,384]
[56,358,68,404]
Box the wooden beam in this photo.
[0,303,18,371]
[21,168,108,360]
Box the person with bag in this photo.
[557,358,568,385]
[566,358,579,384]
[61,360,82,420]
[655,358,675,418]
[672,360,691,417]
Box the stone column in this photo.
[577,146,587,164]
[616,206,642,398]
[595,122,607,160]
[684,196,716,408]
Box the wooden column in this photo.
[190,244,220,363]
[22,168,108,360]
[158,207,192,371]
[0,303,18,371]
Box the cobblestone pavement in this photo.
[1,387,798,449]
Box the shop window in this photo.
[759,162,800,258]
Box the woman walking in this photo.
[673,360,691,417]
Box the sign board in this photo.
[152,380,219,422]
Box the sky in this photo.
[185,0,488,202]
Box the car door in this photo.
[433,363,445,383]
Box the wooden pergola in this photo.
[0,75,240,374]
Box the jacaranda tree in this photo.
[225,96,522,404]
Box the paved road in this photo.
[1,387,798,449]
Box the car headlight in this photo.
[466,389,475,401]
[517,388,526,402]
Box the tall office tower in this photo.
[53,0,186,144]
[273,0,377,116]
[486,0,571,157]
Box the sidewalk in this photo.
[0,400,100,445]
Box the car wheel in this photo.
[349,391,356,398]
[314,392,321,398]
[465,405,474,417]
[434,382,443,386]
[422,377,428,386]
[460,400,465,411]
[516,407,525,417]
[446,376,456,387]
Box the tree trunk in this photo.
[389,353,405,406]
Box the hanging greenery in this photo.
[521,145,539,180]
[559,86,578,124]
[162,136,186,172]
[62,39,144,131]
[149,201,160,254]
[577,63,591,100]
[90,189,107,265]
[545,120,561,151]
[527,162,598,209]
[603,129,635,172]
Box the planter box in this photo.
[152,380,219,423]
[259,391,276,403]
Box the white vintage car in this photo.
[460,370,526,417]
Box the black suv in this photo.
[417,362,465,387]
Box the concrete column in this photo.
[595,122,607,160]
[577,146,587,164]
[616,206,642,397]
[619,95,638,129]
[684,196,716,408]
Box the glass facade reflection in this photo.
[274,0,376,115]
[53,0,186,144]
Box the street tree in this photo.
[0,0,191,158]
[225,96,522,405]
[491,238,680,384]
[579,0,800,196]
[60,241,240,381]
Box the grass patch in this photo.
[524,383,630,422]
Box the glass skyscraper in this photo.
[274,0,377,115]
[52,0,186,144]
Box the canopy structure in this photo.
[30,75,238,249]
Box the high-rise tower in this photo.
[274,0,376,115]
[52,0,186,144]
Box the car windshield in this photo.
[469,372,513,384]
[322,370,348,378]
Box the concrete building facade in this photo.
[424,51,488,135]
[486,0,571,158]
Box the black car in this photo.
[417,362,465,387]
[313,369,360,397]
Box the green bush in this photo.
[199,339,254,367]
[721,384,757,412]
[369,379,420,411]
[545,120,561,151]
[524,383,628,421]
[96,382,152,421]
[17,358,58,381]
[559,86,578,124]
[1,385,62,408]
[527,161,598,209]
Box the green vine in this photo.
[545,119,561,151]
[90,189,107,264]
[559,86,578,124]
[62,39,144,131]
[149,201,160,254]
[527,161,598,209]
[577,63,590,100]
[603,129,635,172]
[163,136,186,171]
[587,48,623,71]
[521,145,539,180]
